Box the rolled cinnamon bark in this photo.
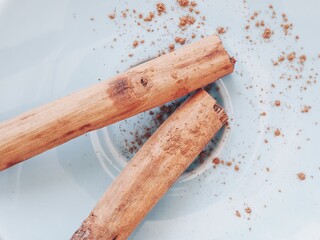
[0,35,234,171]
[71,89,228,240]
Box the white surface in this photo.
[0,0,320,239]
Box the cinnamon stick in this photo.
[71,89,227,240]
[0,35,234,171]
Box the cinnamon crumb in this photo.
[191,33,196,39]
[245,207,252,214]
[278,55,285,62]
[179,15,195,27]
[264,139,268,144]
[262,28,272,39]
[140,40,145,44]
[226,161,232,166]
[297,172,306,181]
[132,40,139,48]
[156,3,166,15]
[299,55,307,64]
[235,210,241,217]
[275,100,281,107]
[168,44,175,52]
[235,165,240,171]
[191,1,197,6]
[274,129,281,136]
[177,0,189,7]
[122,12,127,18]
[212,157,220,165]
[128,53,133,57]
[138,13,143,19]
[260,112,266,116]
[175,37,186,45]
[217,27,227,34]
[301,105,311,113]
[108,13,115,19]
[144,12,155,21]
[287,52,296,61]
[245,25,250,30]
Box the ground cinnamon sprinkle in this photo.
[245,207,252,214]
[274,129,281,136]
[212,157,220,165]
[287,52,296,61]
[168,44,175,52]
[216,27,227,34]
[301,105,311,113]
[297,172,306,180]
[234,165,240,171]
[299,55,307,64]
[108,13,115,19]
[144,12,155,21]
[132,40,139,48]
[278,55,285,62]
[191,1,197,6]
[226,161,232,166]
[175,37,186,44]
[235,210,241,217]
[275,100,281,106]
[156,3,166,15]
[262,28,272,39]
[177,0,189,7]
[179,15,195,27]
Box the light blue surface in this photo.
[0,0,320,239]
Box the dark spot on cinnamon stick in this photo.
[20,113,36,121]
[113,236,118,240]
[140,78,148,87]
[108,77,131,97]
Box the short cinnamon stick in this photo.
[71,89,228,240]
[0,35,234,171]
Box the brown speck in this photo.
[212,157,220,165]
[191,33,196,39]
[260,112,266,116]
[128,53,134,57]
[179,15,195,27]
[245,207,252,214]
[108,13,115,19]
[301,105,311,113]
[235,210,241,217]
[274,129,281,136]
[168,44,175,52]
[217,27,227,34]
[175,37,186,45]
[275,100,281,107]
[156,3,166,15]
[287,52,296,61]
[177,0,189,7]
[122,12,127,18]
[226,161,232,166]
[235,165,239,171]
[299,55,307,64]
[262,28,272,39]
[297,172,306,181]
[133,40,139,48]
[144,12,155,22]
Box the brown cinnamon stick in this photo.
[71,89,227,240]
[0,35,234,171]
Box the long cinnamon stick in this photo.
[71,89,227,240]
[0,35,234,171]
